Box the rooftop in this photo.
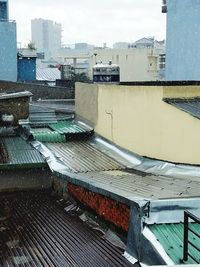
[0,190,135,267]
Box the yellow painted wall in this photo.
[76,83,200,165]
[75,82,98,126]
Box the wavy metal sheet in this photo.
[46,141,126,173]
[0,191,135,267]
[29,104,57,125]
[73,170,200,200]
[31,128,65,143]
[149,223,200,264]
[49,120,88,133]
[1,137,45,169]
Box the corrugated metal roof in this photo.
[29,104,58,125]
[46,141,126,173]
[149,223,200,264]
[49,120,93,137]
[164,98,200,119]
[0,191,135,267]
[72,170,200,200]
[0,137,46,169]
[36,67,61,81]
[33,131,66,143]
[29,119,93,142]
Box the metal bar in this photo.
[188,240,200,253]
[188,227,200,239]
[186,210,200,224]
[188,252,199,264]
[183,210,200,263]
[183,211,189,261]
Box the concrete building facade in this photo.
[0,0,17,81]
[89,48,164,81]
[31,18,62,58]
[165,0,200,80]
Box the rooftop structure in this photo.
[1,81,200,266]
[93,62,120,83]
[89,47,164,82]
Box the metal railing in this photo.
[183,211,200,264]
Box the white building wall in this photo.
[89,48,163,82]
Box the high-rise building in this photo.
[164,0,200,80]
[0,0,17,81]
[31,18,62,58]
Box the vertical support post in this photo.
[183,211,189,262]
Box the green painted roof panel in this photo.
[0,137,46,169]
[49,120,93,135]
[149,223,200,264]
[33,132,65,143]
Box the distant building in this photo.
[113,42,130,49]
[164,0,200,80]
[75,43,93,50]
[0,0,17,81]
[17,49,37,82]
[31,18,62,59]
[36,67,61,86]
[132,37,165,50]
[89,47,164,82]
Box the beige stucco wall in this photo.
[164,85,200,98]
[75,82,98,126]
[75,83,200,165]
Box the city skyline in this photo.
[9,0,166,47]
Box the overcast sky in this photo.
[9,0,166,47]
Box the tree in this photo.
[69,71,90,88]
[27,42,36,50]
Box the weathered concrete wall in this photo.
[0,96,29,125]
[76,82,200,165]
[0,168,52,192]
[0,80,74,100]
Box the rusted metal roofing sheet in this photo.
[0,137,46,169]
[0,191,135,267]
[149,223,200,264]
[72,170,200,200]
[46,141,126,173]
